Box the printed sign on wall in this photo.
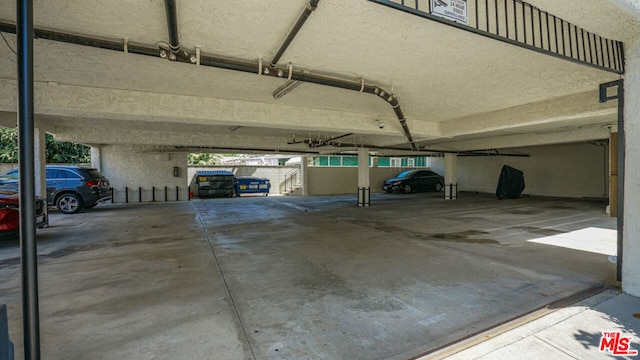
[430,0,468,25]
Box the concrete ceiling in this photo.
[0,0,638,155]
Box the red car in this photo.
[0,190,48,238]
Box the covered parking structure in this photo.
[1,0,640,358]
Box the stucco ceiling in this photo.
[0,0,637,154]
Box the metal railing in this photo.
[280,168,301,193]
[113,186,190,203]
[369,0,624,74]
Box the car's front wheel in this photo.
[435,182,443,192]
[56,193,82,214]
[403,184,412,194]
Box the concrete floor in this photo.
[0,192,617,359]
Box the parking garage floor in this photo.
[0,192,620,359]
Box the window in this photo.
[407,158,415,167]
[390,158,401,167]
[45,169,58,179]
[0,170,18,182]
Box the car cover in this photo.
[496,165,525,200]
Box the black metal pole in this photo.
[17,0,40,358]
[164,0,179,52]
[269,0,319,66]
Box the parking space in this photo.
[0,193,616,359]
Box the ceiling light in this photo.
[273,80,302,99]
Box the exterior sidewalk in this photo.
[424,289,640,360]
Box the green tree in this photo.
[0,128,90,163]
[188,153,223,165]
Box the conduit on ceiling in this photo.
[0,0,420,151]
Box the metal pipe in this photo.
[17,0,41,358]
[164,0,179,52]
[270,0,320,67]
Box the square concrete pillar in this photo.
[90,145,102,173]
[444,153,457,200]
[357,148,370,207]
[622,39,640,296]
[301,156,309,196]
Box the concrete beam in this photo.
[430,125,611,151]
[0,80,440,138]
[52,125,316,153]
[439,91,617,138]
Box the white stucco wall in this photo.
[623,39,640,296]
[307,166,438,195]
[430,143,608,198]
[304,143,608,198]
[99,146,188,203]
[188,166,299,195]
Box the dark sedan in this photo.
[0,190,48,238]
[382,169,444,194]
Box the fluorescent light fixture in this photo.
[273,80,302,99]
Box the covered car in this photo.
[0,190,48,238]
[496,165,525,200]
[382,169,444,194]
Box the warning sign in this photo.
[430,0,468,25]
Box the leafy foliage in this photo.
[0,128,90,163]
[188,153,223,165]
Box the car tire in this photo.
[56,193,82,214]
[435,182,443,192]
[385,189,393,193]
[403,184,412,194]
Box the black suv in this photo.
[0,165,111,214]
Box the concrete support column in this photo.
[357,148,370,207]
[444,153,457,200]
[90,145,102,172]
[301,156,309,196]
[623,39,640,296]
[34,127,46,198]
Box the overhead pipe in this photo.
[326,142,529,157]
[164,0,179,53]
[173,145,321,155]
[270,0,320,67]
[0,21,418,149]
[161,0,192,62]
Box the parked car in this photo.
[382,169,444,194]
[0,165,111,214]
[0,190,48,238]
